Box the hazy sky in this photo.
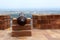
[0,0,60,9]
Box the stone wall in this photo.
[0,15,10,30]
[12,18,32,37]
[32,14,60,29]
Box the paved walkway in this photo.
[0,28,60,40]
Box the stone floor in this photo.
[0,28,60,40]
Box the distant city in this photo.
[0,9,60,18]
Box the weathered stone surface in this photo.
[12,31,31,37]
[32,14,60,29]
[12,24,31,31]
[0,15,10,30]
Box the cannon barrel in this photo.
[17,13,27,26]
[17,16,27,26]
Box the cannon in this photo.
[17,12,27,26]
[12,13,32,37]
